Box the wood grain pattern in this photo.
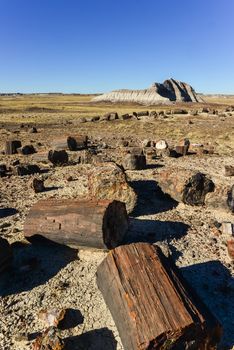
[96,243,222,349]
[24,199,128,249]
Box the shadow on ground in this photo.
[126,218,189,244]
[0,238,78,296]
[129,180,178,216]
[181,260,234,349]
[64,327,117,350]
[0,208,18,218]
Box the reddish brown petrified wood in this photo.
[24,199,128,249]
[96,243,222,350]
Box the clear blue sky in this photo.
[0,0,233,94]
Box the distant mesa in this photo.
[92,78,203,105]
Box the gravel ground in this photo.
[0,150,234,349]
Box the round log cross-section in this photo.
[24,199,128,249]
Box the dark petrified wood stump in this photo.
[0,237,12,273]
[32,178,45,193]
[48,150,68,165]
[0,164,7,177]
[96,243,222,350]
[24,199,128,249]
[5,140,22,155]
[157,167,215,205]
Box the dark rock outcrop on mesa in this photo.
[92,78,203,105]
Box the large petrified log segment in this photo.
[24,199,128,249]
[51,135,87,151]
[5,140,22,155]
[88,162,137,213]
[96,243,222,350]
[0,237,13,273]
[157,167,214,205]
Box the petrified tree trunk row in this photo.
[96,243,222,350]
[24,199,128,249]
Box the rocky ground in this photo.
[0,107,234,349]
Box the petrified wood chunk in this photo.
[157,167,214,205]
[32,178,45,193]
[17,144,36,155]
[88,162,137,213]
[14,164,40,176]
[0,237,12,273]
[33,327,64,350]
[51,135,87,151]
[122,154,146,170]
[48,150,68,165]
[0,164,7,177]
[96,243,222,350]
[24,199,128,249]
[227,185,234,212]
[5,140,22,155]
[225,165,234,177]
[205,184,234,213]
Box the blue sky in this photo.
[0,0,233,93]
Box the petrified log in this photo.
[122,154,146,170]
[5,140,22,155]
[157,167,215,205]
[120,114,132,120]
[29,126,37,133]
[51,135,87,151]
[205,184,234,213]
[32,178,45,193]
[48,150,68,165]
[31,152,49,163]
[14,164,40,176]
[96,243,222,350]
[225,165,234,177]
[0,237,12,273]
[137,110,149,116]
[88,162,137,213]
[17,144,36,155]
[24,199,128,249]
[175,138,190,156]
[228,185,234,212]
[155,139,170,157]
[0,164,7,177]
[227,239,234,259]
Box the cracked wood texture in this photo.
[157,167,215,206]
[24,199,128,249]
[96,243,222,350]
